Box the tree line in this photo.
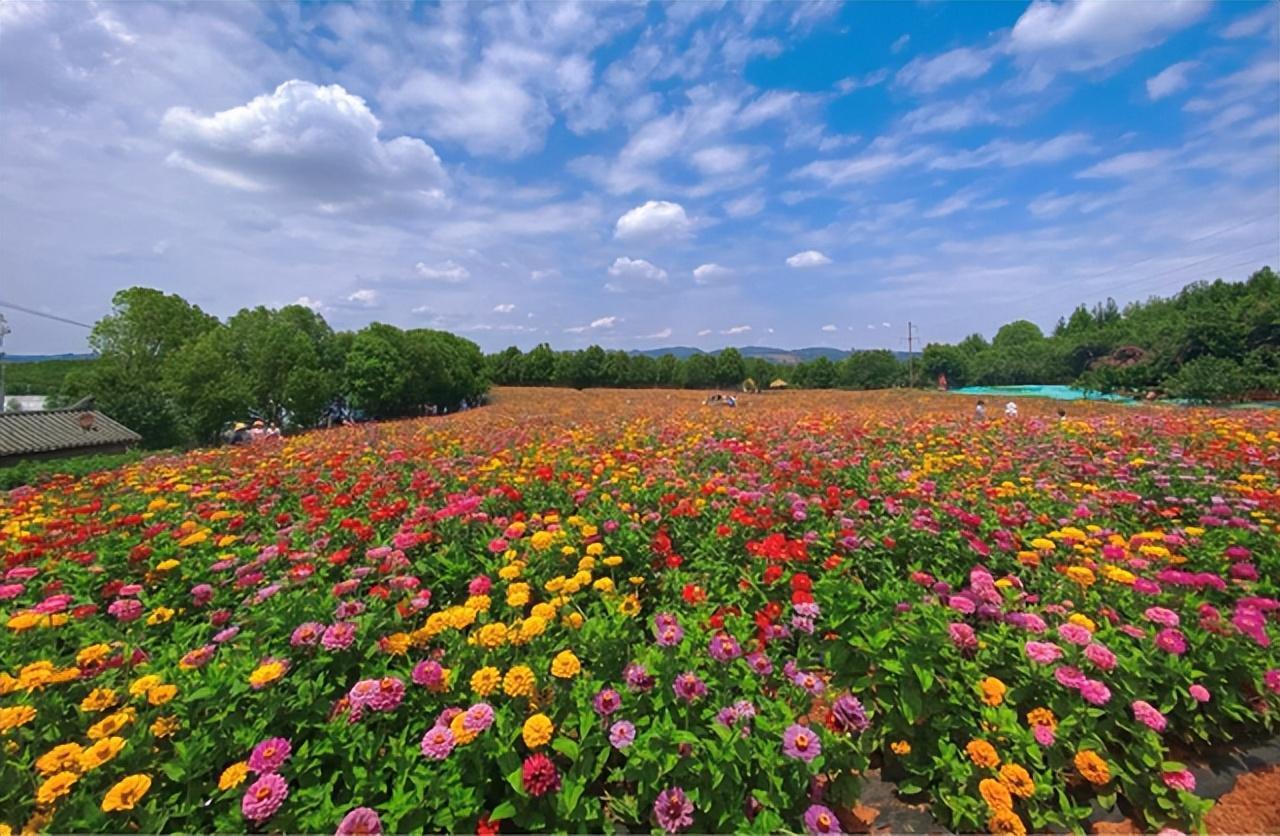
[56,288,488,448]
[919,267,1278,402]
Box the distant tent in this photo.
[742,378,759,393]
[769,378,789,390]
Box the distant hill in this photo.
[5,353,96,363]
[631,346,910,365]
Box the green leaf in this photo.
[488,801,517,822]
[553,736,580,762]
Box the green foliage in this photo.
[1164,356,1250,403]
[0,358,97,396]
[839,350,903,390]
[0,449,149,490]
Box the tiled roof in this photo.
[0,407,142,457]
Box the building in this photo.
[0,400,142,466]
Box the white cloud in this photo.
[901,97,1003,134]
[530,268,559,281]
[590,316,618,328]
[294,296,326,313]
[929,132,1095,170]
[786,250,832,268]
[737,91,801,128]
[835,69,889,94]
[693,263,732,283]
[643,327,673,339]
[493,303,516,313]
[1147,61,1197,100]
[608,256,668,282]
[724,192,766,217]
[690,145,758,176]
[614,200,691,239]
[882,321,891,328]
[891,34,911,54]
[162,81,447,206]
[416,260,470,282]
[1077,149,1174,178]
[821,323,837,332]
[1007,0,1210,83]
[722,325,751,334]
[697,329,712,336]
[346,289,378,306]
[896,48,993,93]
[1221,4,1277,39]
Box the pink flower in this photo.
[1033,724,1056,747]
[420,725,455,760]
[1162,770,1195,793]
[1025,641,1063,665]
[107,598,144,622]
[321,622,357,651]
[1080,679,1112,706]
[242,773,289,822]
[1054,666,1086,690]
[1084,643,1117,672]
[468,575,492,596]
[1189,684,1210,703]
[1155,628,1187,655]
[1264,669,1280,695]
[462,702,494,733]
[291,622,324,647]
[412,660,447,690]
[1057,623,1092,646]
[336,807,382,835]
[248,737,292,774]
[1143,607,1180,628]
[0,583,23,600]
[1132,700,1167,733]
[370,677,405,712]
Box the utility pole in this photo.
[903,320,918,388]
[0,314,9,413]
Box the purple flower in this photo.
[593,687,622,717]
[321,622,357,651]
[1080,679,1112,706]
[623,662,655,692]
[716,701,756,735]
[830,693,869,734]
[653,787,694,833]
[248,737,292,774]
[1025,641,1063,665]
[654,613,684,647]
[1132,700,1167,732]
[709,633,743,662]
[242,773,288,822]
[609,720,636,750]
[673,672,707,703]
[746,651,773,676]
[420,725,456,760]
[336,807,382,835]
[291,622,325,647]
[782,723,822,762]
[804,803,843,834]
[791,669,826,696]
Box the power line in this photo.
[0,299,94,329]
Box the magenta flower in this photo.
[248,737,292,774]
[107,598,144,622]
[336,807,382,835]
[746,651,773,676]
[522,753,560,797]
[1080,679,1112,706]
[420,725,456,760]
[654,613,684,647]
[467,575,492,596]
[609,720,636,750]
[1025,641,1063,665]
[1263,669,1280,695]
[370,677,405,712]
[653,787,694,833]
[804,803,843,834]
[348,679,379,709]
[1132,700,1167,732]
[242,773,288,822]
[1162,770,1196,793]
[624,662,655,692]
[673,672,707,703]
[1189,684,1211,702]
[1084,642,1117,672]
[462,702,494,733]
[321,622,357,651]
[290,622,324,647]
[412,660,447,689]
[1057,623,1092,646]
[782,724,821,762]
[949,623,978,654]
[708,633,743,662]
[1155,628,1187,655]
[1143,607,1180,627]
[593,687,622,717]
[1033,723,1056,747]
[1054,665,1086,690]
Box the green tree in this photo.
[921,343,971,388]
[680,353,717,388]
[839,350,901,390]
[714,348,746,388]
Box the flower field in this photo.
[2,387,1278,835]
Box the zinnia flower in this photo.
[1024,641,1062,665]
[782,723,821,762]
[242,773,288,822]
[420,725,456,760]
[673,672,707,703]
[248,737,291,774]
[1079,679,1112,706]
[980,676,1006,706]
[1163,770,1196,793]
[609,720,636,750]
[803,803,842,834]
[522,713,555,748]
[101,773,151,812]
[1074,750,1110,785]
[593,687,622,716]
[521,753,560,797]
[653,786,694,833]
[336,807,383,835]
[999,763,1035,799]
[1189,684,1210,702]
[550,650,581,679]
[979,777,1013,811]
[1132,700,1167,733]
[1154,628,1187,655]
[966,739,1000,768]
[830,693,869,734]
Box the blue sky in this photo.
[2,0,1277,355]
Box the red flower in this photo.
[476,814,500,836]
[763,565,783,585]
[790,573,812,593]
[682,584,707,605]
[521,753,560,797]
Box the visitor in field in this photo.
[1057,408,1067,422]
[975,400,986,422]
[1005,401,1018,418]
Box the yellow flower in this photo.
[515,615,547,644]
[603,555,623,567]
[146,606,175,626]
[0,672,16,695]
[619,594,641,617]
[76,644,112,667]
[530,530,554,551]
[530,602,556,620]
[1065,566,1096,587]
[507,583,531,608]
[988,809,1027,836]
[466,595,492,612]
[593,577,615,594]
[129,675,163,697]
[1074,750,1110,785]
[890,740,911,756]
[1030,538,1055,551]
[80,688,119,713]
[0,704,37,732]
[475,622,508,649]
[88,708,136,740]
[503,665,536,698]
[522,713,555,748]
[155,559,180,572]
[979,676,1006,707]
[550,650,581,679]
[218,761,250,791]
[147,684,178,706]
[381,632,410,655]
[79,736,126,771]
[36,771,78,806]
[101,774,151,812]
[18,661,54,690]
[1068,613,1096,633]
[35,743,84,776]
[498,563,523,581]
[471,666,501,697]
[979,778,1013,811]
[449,712,478,745]
[999,764,1035,799]
[6,612,41,631]
[562,612,584,630]
[966,739,1000,769]
[151,716,180,738]
[248,661,287,689]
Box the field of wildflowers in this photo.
[1,388,1277,835]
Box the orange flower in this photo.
[966,739,1000,769]
[979,676,1006,707]
[102,774,151,812]
[890,740,911,755]
[1025,707,1056,730]
[979,778,1013,811]
[988,808,1027,836]
[1074,750,1110,786]
[999,764,1035,799]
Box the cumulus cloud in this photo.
[346,289,379,306]
[1146,61,1197,100]
[294,296,326,313]
[1007,0,1209,83]
[614,200,691,239]
[416,260,470,282]
[693,263,732,283]
[590,315,618,328]
[608,256,668,282]
[162,81,447,206]
[786,250,832,268]
[493,303,516,313]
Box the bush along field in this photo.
[0,389,1277,835]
